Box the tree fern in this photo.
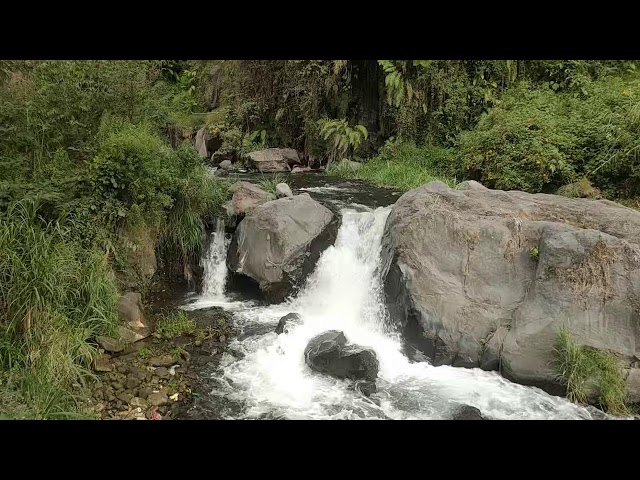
[318,118,368,168]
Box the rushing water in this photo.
[201,218,230,299]
[183,183,607,420]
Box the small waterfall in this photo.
[201,218,230,299]
[186,206,601,420]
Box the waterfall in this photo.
[201,218,230,299]
[189,207,601,420]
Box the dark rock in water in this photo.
[275,313,302,335]
[304,331,379,382]
[451,404,485,420]
[354,380,377,397]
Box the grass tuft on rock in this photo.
[554,324,628,414]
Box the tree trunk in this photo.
[350,60,381,156]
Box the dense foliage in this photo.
[2,59,640,418]
[0,60,230,418]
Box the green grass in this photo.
[0,198,119,419]
[554,324,628,414]
[258,173,287,195]
[326,141,457,192]
[160,164,232,266]
[137,347,153,359]
[154,311,196,339]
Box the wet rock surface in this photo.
[304,330,380,383]
[275,313,302,334]
[227,193,338,303]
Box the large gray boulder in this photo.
[381,180,640,400]
[245,148,297,173]
[227,193,337,302]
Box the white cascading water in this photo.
[201,218,230,299]
[187,206,604,420]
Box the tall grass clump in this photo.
[327,140,457,191]
[160,144,232,268]
[0,198,119,418]
[258,173,287,195]
[554,324,628,415]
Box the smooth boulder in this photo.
[275,183,293,198]
[381,180,640,399]
[275,313,302,334]
[304,330,379,382]
[227,193,337,302]
[245,148,297,173]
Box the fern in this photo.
[317,118,368,168]
[378,60,430,113]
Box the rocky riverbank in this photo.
[88,286,235,420]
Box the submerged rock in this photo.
[450,404,485,420]
[275,313,302,334]
[381,180,640,399]
[304,330,379,382]
[227,194,337,302]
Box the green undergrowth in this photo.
[0,199,119,419]
[154,311,196,339]
[554,325,628,415]
[326,140,457,192]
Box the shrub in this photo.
[328,139,457,191]
[459,83,578,192]
[90,118,175,230]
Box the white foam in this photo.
[190,207,604,420]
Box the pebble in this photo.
[126,377,141,389]
[116,392,133,404]
[148,392,169,407]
